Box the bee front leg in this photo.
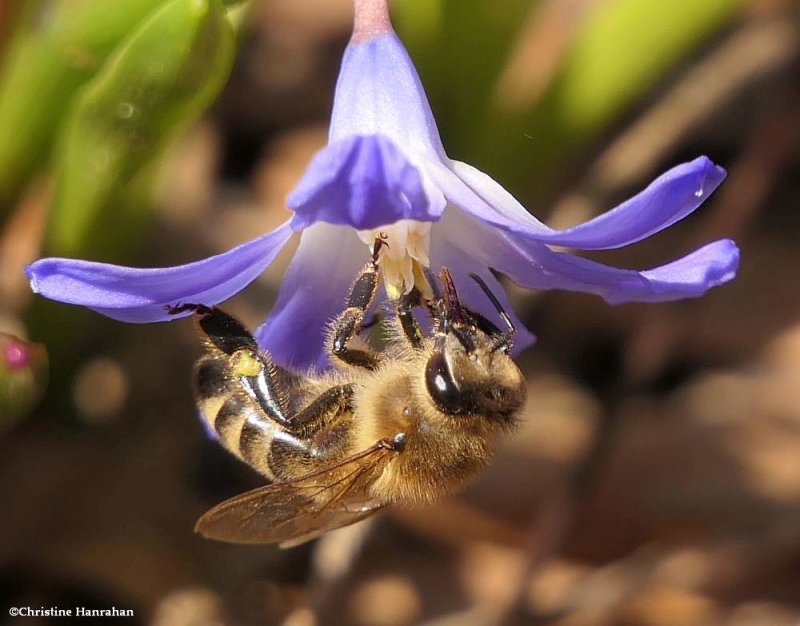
[329,237,386,370]
[396,287,426,349]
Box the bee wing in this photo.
[195,439,397,546]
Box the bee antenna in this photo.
[439,267,472,342]
[423,266,442,301]
[468,273,515,335]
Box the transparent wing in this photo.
[195,439,398,546]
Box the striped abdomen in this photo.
[193,355,312,481]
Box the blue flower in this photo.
[26,0,739,372]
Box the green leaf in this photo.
[46,0,236,260]
[395,0,531,158]
[474,0,743,199]
[399,0,742,202]
[0,0,165,210]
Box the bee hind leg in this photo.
[167,303,260,356]
[175,303,293,426]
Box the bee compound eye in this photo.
[425,351,464,414]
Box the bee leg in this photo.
[396,287,425,349]
[463,307,503,339]
[329,238,386,370]
[291,384,354,433]
[167,302,259,356]
[177,303,293,426]
[265,384,357,479]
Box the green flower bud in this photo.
[0,333,48,429]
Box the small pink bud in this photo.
[4,340,30,370]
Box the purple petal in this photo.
[330,32,447,160]
[430,224,536,355]
[436,157,726,250]
[537,157,726,249]
[441,209,739,304]
[633,240,740,303]
[26,221,295,322]
[256,223,370,372]
[494,233,739,304]
[288,135,445,231]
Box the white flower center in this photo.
[358,220,432,300]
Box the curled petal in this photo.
[442,209,739,304]
[438,156,726,250]
[494,232,739,304]
[536,157,726,249]
[633,240,740,303]
[256,223,371,372]
[26,221,295,322]
[288,134,445,231]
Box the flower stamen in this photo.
[359,220,432,301]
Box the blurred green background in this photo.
[1,0,799,624]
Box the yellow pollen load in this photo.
[231,350,261,377]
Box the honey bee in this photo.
[168,242,526,547]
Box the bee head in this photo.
[424,269,526,421]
